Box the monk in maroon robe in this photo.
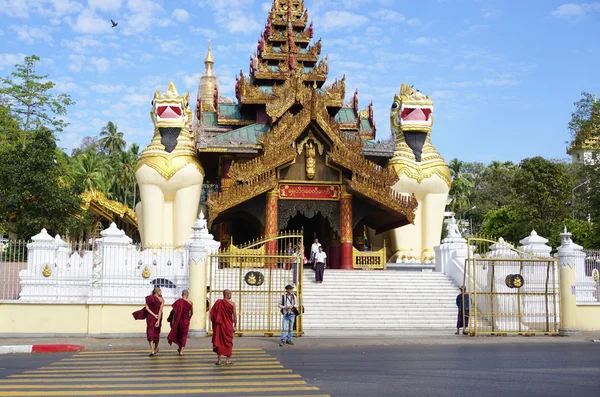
[168,289,193,356]
[144,286,164,356]
[210,289,237,365]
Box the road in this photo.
[0,343,599,396]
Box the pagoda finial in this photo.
[204,39,214,76]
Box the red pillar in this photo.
[340,190,353,270]
[265,189,278,268]
[330,232,341,269]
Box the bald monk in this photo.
[144,286,163,356]
[210,289,237,365]
[168,289,194,356]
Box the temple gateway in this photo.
[135,0,444,269]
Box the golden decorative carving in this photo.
[141,266,151,279]
[266,75,309,120]
[305,141,316,179]
[137,82,204,180]
[347,173,419,224]
[42,264,52,277]
[207,170,278,227]
[136,153,204,181]
[389,82,451,188]
[323,76,346,103]
[296,131,324,156]
[236,72,274,104]
[80,189,138,225]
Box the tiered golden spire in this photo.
[204,39,214,76]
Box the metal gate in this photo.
[206,231,304,336]
[464,238,560,336]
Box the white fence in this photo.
[576,249,600,304]
[0,224,190,305]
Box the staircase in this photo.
[301,269,460,330]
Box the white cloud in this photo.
[172,8,190,22]
[405,37,439,46]
[90,84,126,93]
[122,0,170,35]
[122,92,148,106]
[189,26,217,38]
[68,54,86,72]
[183,73,202,91]
[199,0,261,36]
[70,8,111,34]
[88,0,123,12]
[406,18,421,26]
[9,25,54,44]
[320,11,369,32]
[159,39,186,55]
[0,53,26,70]
[141,53,154,62]
[53,78,80,92]
[551,2,600,19]
[0,0,83,18]
[370,9,405,22]
[88,57,111,73]
[61,35,119,53]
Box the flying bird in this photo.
[111,19,118,28]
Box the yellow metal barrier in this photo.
[207,231,304,336]
[464,237,560,336]
[353,241,386,270]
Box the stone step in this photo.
[299,270,462,330]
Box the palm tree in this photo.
[73,151,109,192]
[99,122,126,155]
[448,158,474,214]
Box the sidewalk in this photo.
[1,330,598,352]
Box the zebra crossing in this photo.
[0,348,329,396]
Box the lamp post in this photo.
[572,181,589,219]
[461,205,476,236]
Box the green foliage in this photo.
[99,121,126,155]
[481,205,525,244]
[0,125,81,238]
[0,55,74,146]
[568,92,600,147]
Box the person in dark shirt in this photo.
[456,286,470,335]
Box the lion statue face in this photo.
[390,83,434,162]
[390,83,434,136]
[151,82,192,129]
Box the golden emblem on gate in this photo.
[505,274,524,288]
[244,271,265,286]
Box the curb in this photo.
[0,344,84,354]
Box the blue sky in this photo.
[0,0,598,164]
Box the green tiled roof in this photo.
[218,104,254,120]
[334,108,357,124]
[301,66,313,74]
[210,123,270,145]
[202,112,217,127]
[299,48,308,54]
[272,46,282,53]
[259,86,273,94]
[359,118,372,132]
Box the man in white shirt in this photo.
[314,245,327,284]
[310,238,321,264]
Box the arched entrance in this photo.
[278,199,340,268]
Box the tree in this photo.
[0,55,74,147]
[568,92,600,148]
[99,121,126,155]
[0,122,80,239]
[73,151,109,192]
[448,158,475,214]
[512,157,573,244]
[71,136,103,156]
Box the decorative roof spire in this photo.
[204,39,214,76]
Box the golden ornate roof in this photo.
[80,189,138,228]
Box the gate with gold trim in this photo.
[206,231,304,336]
[464,238,560,336]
